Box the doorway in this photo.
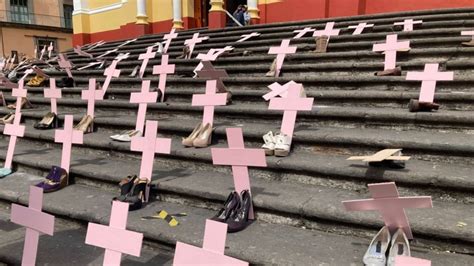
[194,0,210,28]
[225,0,247,25]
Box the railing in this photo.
[224,9,243,27]
[0,10,72,29]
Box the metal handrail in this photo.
[224,9,243,27]
[0,10,72,28]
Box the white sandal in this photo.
[262,131,276,156]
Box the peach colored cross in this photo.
[102,60,121,94]
[373,34,410,70]
[236,32,260,42]
[394,19,422,31]
[54,115,83,173]
[348,22,374,35]
[196,61,228,92]
[163,28,178,53]
[173,219,248,266]
[138,46,157,78]
[10,186,55,266]
[3,113,25,169]
[293,27,315,39]
[152,54,175,102]
[192,80,227,126]
[268,39,297,77]
[44,78,61,114]
[211,128,267,219]
[85,201,143,265]
[313,22,340,40]
[342,182,432,239]
[130,80,157,132]
[406,63,454,103]
[184,33,209,59]
[82,79,104,118]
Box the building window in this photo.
[35,38,57,58]
[63,4,73,28]
[10,0,29,24]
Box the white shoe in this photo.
[387,228,410,266]
[363,226,391,266]
[262,131,276,156]
[110,130,141,142]
[274,133,291,157]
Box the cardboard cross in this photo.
[152,54,175,102]
[293,27,315,39]
[395,256,431,266]
[77,61,102,71]
[19,68,34,82]
[173,219,248,266]
[196,61,228,93]
[39,45,46,60]
[461,30,474,38]
[10,186,55,266]
[58,54,73,78]
[268,82,313,142]
[313,22,340,40]
[3,113,25,169]
[373,34,410,70]
[342,182,432,239]
[163,28,178,53]
[138,46,157,79]
[184,33,209,59]
[12,80,28,115]
[394,19,422,32]
[262,81,298,101]
[102,60,121,94]
[82,79,104,118]
[54,115,83,173]
[211,128,267,219]
[96,48,118,59]
[348,22,374,35]
[44,78,61,114]
[47,42,54,58]
[116,38,137,48]
[268,39,297,77]
[236,32,260,43]
[130,80,157,132]
[130,120,171,183]
[73,46,94,59]
[192,80,227,126]
[85,201,143,265]
[406,63,454,103]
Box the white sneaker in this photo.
[262,131,276,156]
[274,133,291,157]
[363,226,391,266]
[387,228,410,266]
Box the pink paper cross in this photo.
[173,219,248,266]
[262,81,298,101]
[10,186,55,266]
[268,82,313,142]
[47,42,54,58]
[130,80,157,132]
[116,38,137,48]
[268,39,297,77]
[130,120,171,183]
[395,256,431,266]
[0,76,18,88]
[82,78,104,118]
[85,201,143,265]
[342,182,432,239]
[373,34,410,70]
[44,78,61,114]
[461,30,474,39]
[54,115,83,173]
[406,63,453,103]
[32,66,50,79]
[163,28,178,53]
[19,68,33,82]
[211,128,267,219]
[86,40,106,51]
[102,60,121,94]
[152,54,175,101]
[12,79,28,115]
[313,22,340,39]
[58,54,73,78]
[3,113,25,169]
[293,27,315,39]
[39,45,46,60]
[197,46,234,61]
[115,53,130,62]
[77,61,102,71]
[196,61,228,92]
[348,22,374,35]
[394,19,422,32]
[192,80,227,126]
[138,46,157,79]
[73,46,94,59]
[236,32,260,43]
[97,48,118,59]
[184,33,209,59]
[33,46,37,59]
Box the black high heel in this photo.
[113,178,148,211]
[211,191,240,222]
[226,190,253,233]
[34,112,58,130]
[112,175,138,201]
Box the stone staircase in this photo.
[0,7,473,265]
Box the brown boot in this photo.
[265,58,277,77]
[312,35,329,53]
[408,99,440,112]
[375,67,402,76]
[462,37,474,47]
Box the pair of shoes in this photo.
[113,176,149,211]
[265,58,277,77]
[7,97,33,109]
[34,112,58,129]
[262,131,291,156]
[74,115,94,133]
[312,36,329,53]
[35,166,69,193]
[110,130,141,142]
[176,45,191,59]
[182,122,213,148]
[408,99,440,112]
[26,75,46,87]
[212,190,253,233]
[0,112,15,124]
[57,77,74,88]
[375,67,402,76]
[363,227,411,266]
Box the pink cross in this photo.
[115,53,130,62]
[196,61,228,92]
[342,182,432,239]
[313,22,340,39]
[211,128,267,219]
[33,46,37,59]
[12,79,28,115]
[163,28,178,53]
[406,63,453,103]
[152,54,175,101]
[97,48,118,59]
[130,80,157,132]
[461,30,474,38]
[58,54,73,78]
[262,80,298,101]
[192,80,227,126]
[10,186,55,266]
[102,60,121,94]
[47,42,54,58]
[373,34,410,70]
[85,201,143,265]
[348,22,374,35]
[86,40,106,51]
[395,256,431,266]
[268,82,313,142]
[19,68,34,82]
[0,76,17,89]
[54,115,83,173]
[3,113,25,169]
[268,39,297,77]
[236,32,260,43]
[82,78,104,118]
[293,27,315,39]
[32,66,50,79]
[197,46,233,61]
[138,46,157,79]
[184,33,209,59]
[77,61,102,71]
[39,45,46,60]
[116,38,137,48]
[73,46,93,59]
[394,19,422,32]
[44,78,62,114]
[173,219,248,265]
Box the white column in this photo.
[247,0,260,21]
[136,0,148,24]
[172,0,183,29]
[72,0,87,15]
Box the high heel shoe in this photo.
[192,123,212,148]
[26,74,46,87]
[7,97,33,109]
[226,190,253,233]
[387,228,410,266]
[113,175,138,201]
[265,58,277,77]
[34,112,58,129]
[0,113,15,124]
[35,165,69,193]
[182,122,203,147]
[113,177,149,211]
[363,226,391,266]
[74,115,94,133]
[211,191,240,222]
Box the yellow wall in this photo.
[87,0,122,9]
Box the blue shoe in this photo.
[0,168,12,178]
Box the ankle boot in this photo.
[312,36,329,53]
[375,67,402,76]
